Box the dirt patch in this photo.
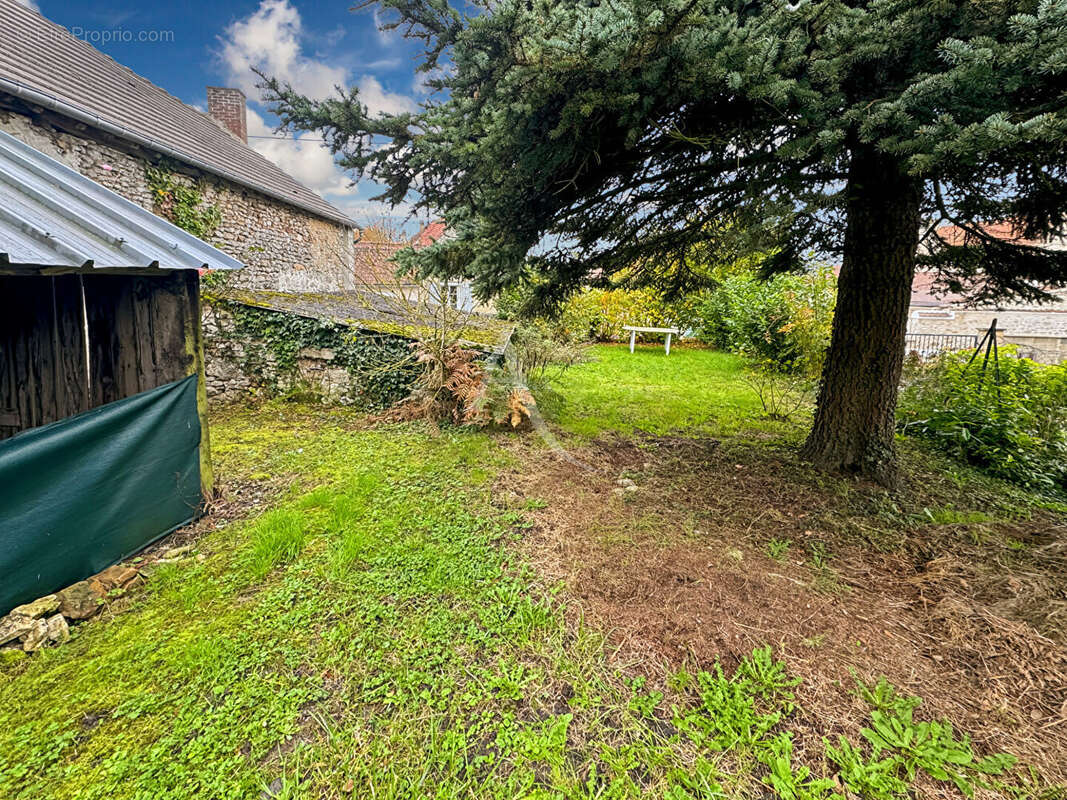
[137,469,294,564]
[503,434,1067,788]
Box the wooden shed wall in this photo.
[0,272,196,440]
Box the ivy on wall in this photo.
[145,164,222,240]
[212,300,419,409]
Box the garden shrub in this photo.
[558,287,703,342]
[897,351,1067,494]
[499,285,702,343]
[506,321,590,390]
[693,266,836,375]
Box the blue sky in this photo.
[31,0,428,227]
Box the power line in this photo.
[247,134,328,142]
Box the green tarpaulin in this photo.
[0,375,201,615]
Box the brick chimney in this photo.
[206,86,247,144]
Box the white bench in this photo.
[622,325,680,355]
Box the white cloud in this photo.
[373,8,398,45]
[219,0,417,114]
[218,0,419,210]
[339,198,420,230]
[219,0,346,101]
[321,25,346,47]
[16,0,40,11]
[245,107,352,197]
[357,76,417,117]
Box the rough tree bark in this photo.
[799,146,922,486]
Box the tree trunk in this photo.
[800,146,922,486]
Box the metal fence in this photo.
[904,332,979,359]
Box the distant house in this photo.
[0,0,357,297]
[353,222,483,313]
[908,223,1067,363]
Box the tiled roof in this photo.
[353,228,451,285]
[914,223,1067,308]
[910,271,967,308]
[415,220,447,247]
[931,221,1067,250]
[353,241,409,286]
[0,131,242,271]
[0,0,354,228]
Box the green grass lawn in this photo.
[543,344,797,440]
[0,411,805,800]
[0,346,1057,799]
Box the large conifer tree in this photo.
[266,0,1067,484]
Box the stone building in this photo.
[908,224,1067,363]
[0,0,357,297]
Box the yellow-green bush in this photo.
[547,288,702,342]
[693,266,837,375]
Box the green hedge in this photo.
[499,286,701,342]
[692,267,836,375]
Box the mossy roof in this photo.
[206,288,513,354]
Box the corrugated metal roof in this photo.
[0,0,355,228]
[0,131,244,271]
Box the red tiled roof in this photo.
[353,241,408,286]
[354,222,451,284]
[416,221,447,247]
[913,222,1067,307]
[932,221,1046,248]
[910,271,967,308]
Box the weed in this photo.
[767,538,791,561]
[627,677,664,718]
[244,508,309,579]
[808,541,830,571]
[762,733,841,800]
[827,677,1018,798]
[922,506,994,525]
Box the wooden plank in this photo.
[0,276,23,438]
[0,273,196,439]
[0,275,89,438]
[86,275,141,403]
[130,276,155,390]
[23,284,47,429]
[53,275,89,416]
[621,325,680,334]
[84,273,194,404]
[147,273,192,386]
[114,278,141,400]
[84,275,120,407]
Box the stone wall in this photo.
[907,307,1067,339]
[0,111,354,292]
[1003,335,1067,365]
[907,306,1067,364]
[202,303,358,403]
